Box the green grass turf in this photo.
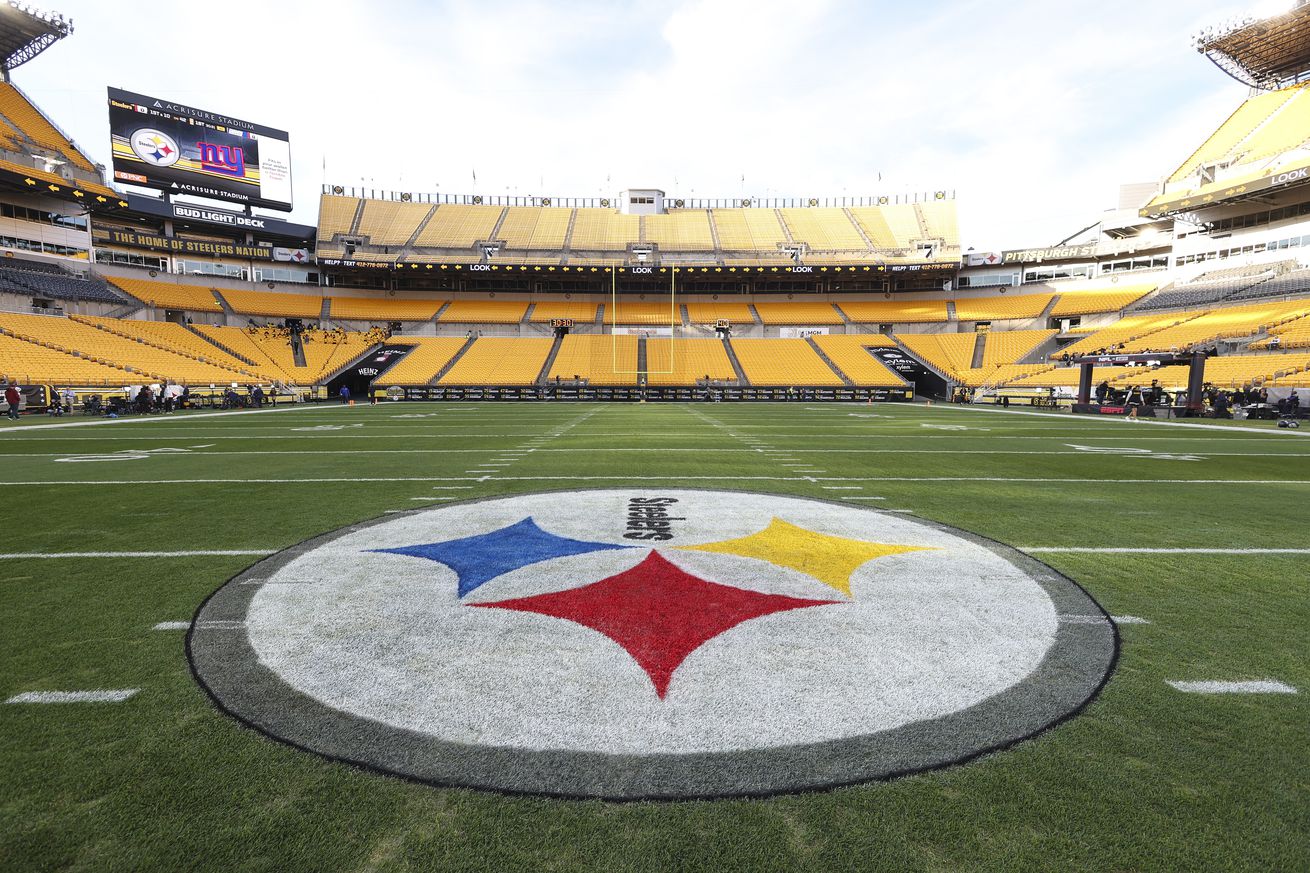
[0,401,1306,872]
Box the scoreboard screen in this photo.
[550,318,575,328]
[107,87,293,211]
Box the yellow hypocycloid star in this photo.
[677,518,933,596]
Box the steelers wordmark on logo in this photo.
[188,489,1116,799]
[129,128,181,167]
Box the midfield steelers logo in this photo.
[189,490,1117,799]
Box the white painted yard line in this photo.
[822,486,865,491]
[8,447,1310,458]
[410,496,457,501]
[8,432,1304,443]
[153,621,191,631]
[841,496,888,501]
[1022,547,1310,555]
[931,402,1310,436]
[1166,680,1297,694]
[13,476,1310,486]
[0,404,343,432]
[6,689,140,703]
[0,549,276,558]
[1112,616,1150,624]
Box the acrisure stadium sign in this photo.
[189,489,1116,800]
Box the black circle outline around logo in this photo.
[187,488,1119,802]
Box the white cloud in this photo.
[12,0,1256,249]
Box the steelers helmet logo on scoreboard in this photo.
[129,128,181,167]
[189,490,1116,799]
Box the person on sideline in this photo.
[5,383,21,420]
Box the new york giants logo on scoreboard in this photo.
[197,141,246,177]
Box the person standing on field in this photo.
[5,383,20,420]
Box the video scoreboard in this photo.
[107,87,293,211]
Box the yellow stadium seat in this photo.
[440,337,552,385]
[645,338,737,385]
[753,302,844,325]
[730,338,843,385]
[438,300,529,323]
[548,334,639,385]
[376,337,470,385]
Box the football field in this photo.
[1,401,1306,872]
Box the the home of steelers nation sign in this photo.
[189,490,1116,800]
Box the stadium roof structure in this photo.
[0,2,72,73]
[1194,2,1310,90]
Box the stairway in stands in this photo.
[187,324,258,367]
[430,336,477,385]
[970,333,987,368]
[806,336,854,386]
[722,336,749,384]
[537,332,564,384]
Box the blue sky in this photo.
[11,0,1277,249]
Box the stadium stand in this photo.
[730,338,844,385]
[192,325,295,381]
[105,277,223,313]
[1048,284,1156,316]
[377,337,469,385]
[356,200,433,247]
[752,301,844,325]
[981,329,1057,368]
[1252,312,1310,349]
[896,332,978,379]
[0,261,123,304]
[1112,353,1310,388]
[328,296,446,322]
[71,316,274,381]
[439,336,552,385]
[606,300,679,325]
[709,209,787,252]
[0,156,115,198]
[0,312,253,385]
[1009,365,1141,388]
[437,300,529,323]
[644,210,714,250]
[299,331,377,382]
[685,301,755,323]
[809,335,905,386]
[1227,266,1310,303]
[498,207,571,251]
[1167,86,1301,183]
[1135,262,1297,310]
[220,288,325,319]
[317,194,361,241]
[1051,311,1202,358]
[0,327,138,385]
[954,293,1054,321]
[527,301,601,323]
[1119,300,1309,352]
[569,209,640,251]
[645,338,737,385]
[1147,82,1310,214]
[838,299,950,323]
[415,205,503,249]
[0,82,96,173]
[548,334,639,385]
[779,208,866,250]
